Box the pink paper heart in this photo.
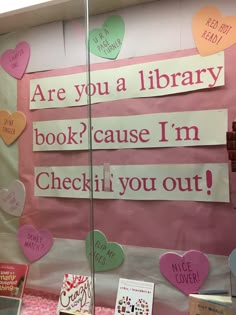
[18,225,53,262]
[159,250,209,295]
[1,41,30,79]
[0,180,25,216]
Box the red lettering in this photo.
[62,177,72,190]
[57,88,66,100]
[35,172,49,190]
[143,178,156,191]
[31,84,46,102]
[34,128,44,145]
[154,69,170,89]
[177,178,193,192]
[72,178,81,190]
[175,125,200,141]
[207,66,223,87]
[159,121,168,142]
[195,69,206,84]
[139,70,146,91]
[129,177,142,191]
[163,177,176,191]
[85,83,96,96]
[51,172,61,189]
[46,133,56,145]
[34,127,79,146]
[93,129,150,144]
[94,130,103,143]
[119,177,157,195]
[67,127,78,144]
[193,175,203,191]
[129,129,139,143]
[57,133,67,145]
[74,82,109,102]
[31,85,66,102]
[48,89,56,101]
[139,129,150,143]
[171,72,181,87]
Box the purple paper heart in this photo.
[18,225,53,262]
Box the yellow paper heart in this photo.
[192,6,236,56]
[1,111,26,145]
[0,110,10,137]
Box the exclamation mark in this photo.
[206,170,212,195]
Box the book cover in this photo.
[0,263,29,298]
[189,294,233,315]
[57,274,92,315]
[114,278,154,315]
[0,296,22,315]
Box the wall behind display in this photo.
[0,0,235,73]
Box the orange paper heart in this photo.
[0,111,26,145]
[0,110,10,137]
[192,6,236,56]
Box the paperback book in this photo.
[57,274,92,315]
[0,262,29,298]
[114,278,155,315]
[189,293,233,315]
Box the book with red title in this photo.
[57,274,92,315]
[0,262,29,298]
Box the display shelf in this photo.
[23,289,114,315]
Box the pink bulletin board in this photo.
[18,47,236,255]
[15,46,235,315]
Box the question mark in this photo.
[79,122,87,144]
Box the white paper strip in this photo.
[34,163,229,202]
[30,53,224,110]
[32,110,227,151]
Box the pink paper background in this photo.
[18,47,236,256]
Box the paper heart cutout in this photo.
[159,250,209,295]
[86,230,124,272]
[1,41,30,79]
[89,15,125,59]
[229,249,236,275]
[0,111,26,145]
[0,180,25,216]
[192,6,236,56]
[18,225,53,262]
[0,110,10,137]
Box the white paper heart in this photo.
[0,180,25,216]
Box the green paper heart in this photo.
[89,15,125,60]
[85,230,125,272]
